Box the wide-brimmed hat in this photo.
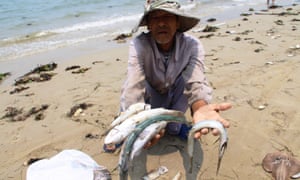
[132,0,200,33]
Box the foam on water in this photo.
[0,0,298,62]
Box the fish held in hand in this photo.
[187,120,228,174]
[102,103,151,136]
[130,121,167,160]
[111,103,151,127]
[118,114,187,180]
[104,108,184,146]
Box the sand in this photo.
[0,4,300,180]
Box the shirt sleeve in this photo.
[182,37,212,106]
[120,39,146,111]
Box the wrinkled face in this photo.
[147,10,179,50]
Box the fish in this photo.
[130,121,167,160]
[111,103,151,127]
[104,108,185,146]
[142,166,168,180]
[187,120,228,174]
[118,114,188,180]
[102,103,151,136]
[172,171,182,180]
[262,152,300,180]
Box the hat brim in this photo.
[132,8,200,33]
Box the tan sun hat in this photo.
[132,0,200,33]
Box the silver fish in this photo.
[118,114,187,180]
[293,172,300,179]
[111,103,151,127]
[130,121,167,160]
[102,103,151,136]
[104,108,184,146]
[187,120,228,174]
[142,166,168,180]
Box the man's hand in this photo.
[143,129,165,149]
[192,102,231,139]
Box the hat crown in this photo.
[145,0,180,11]
[132,0,200,33]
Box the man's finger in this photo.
[213,102,232,112]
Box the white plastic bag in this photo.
[26,149,111,180]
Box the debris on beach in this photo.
[254,48,264,53]
[28,104,49,121]
[142,166,168,180]
[65,65,81,71]
[207,18,217,22]
[240,12,252,16]
[202,25,219,32]
[274,19,284,25]
[262,152,300,180]
[287,44,300,56]
[2,104,49,122]
[233,36,241,41]
[92,61,104,65]
[247,100,268,111]
[13,63,58,86]
[65,65,91,74]
[9,86,30,94]
[67,103,93,117]
[14,73,57,85]
[2,107,24,121]
[85,133,99,139]
[71,67,91,74]
[113,33,132,43]
[0,72,11,83]
[199,33,214,39]
[25,62,57,76]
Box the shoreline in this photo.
[1,1,297,87]
[0,4,300,179]
[0,37,129,87]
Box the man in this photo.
[120,0,231,145]
[114,0,232,178]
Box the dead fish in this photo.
[102,103,151,136]
[262,152,300,180]
[118,114,187,180]
[172,171,182,180]
[187,120,228,174]
[104,108,184,146]
[142,166,168,180]
[111,103,151,128]
[130,121,167,160]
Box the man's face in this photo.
[147,10,179,46]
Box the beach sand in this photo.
[1,5,300,180]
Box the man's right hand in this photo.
[143,129,165,149]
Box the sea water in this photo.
[0,0,298,62]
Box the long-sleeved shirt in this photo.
[120,32,212,111]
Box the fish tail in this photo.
[189,157,193,173]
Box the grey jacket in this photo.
[120,32,212,111]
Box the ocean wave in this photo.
[0,33,109,62]
[52,13,141,34]
[1,13,140,47]
[1,31,57,46]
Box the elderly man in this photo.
[110,0,231,178]
[120,0,231,144]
